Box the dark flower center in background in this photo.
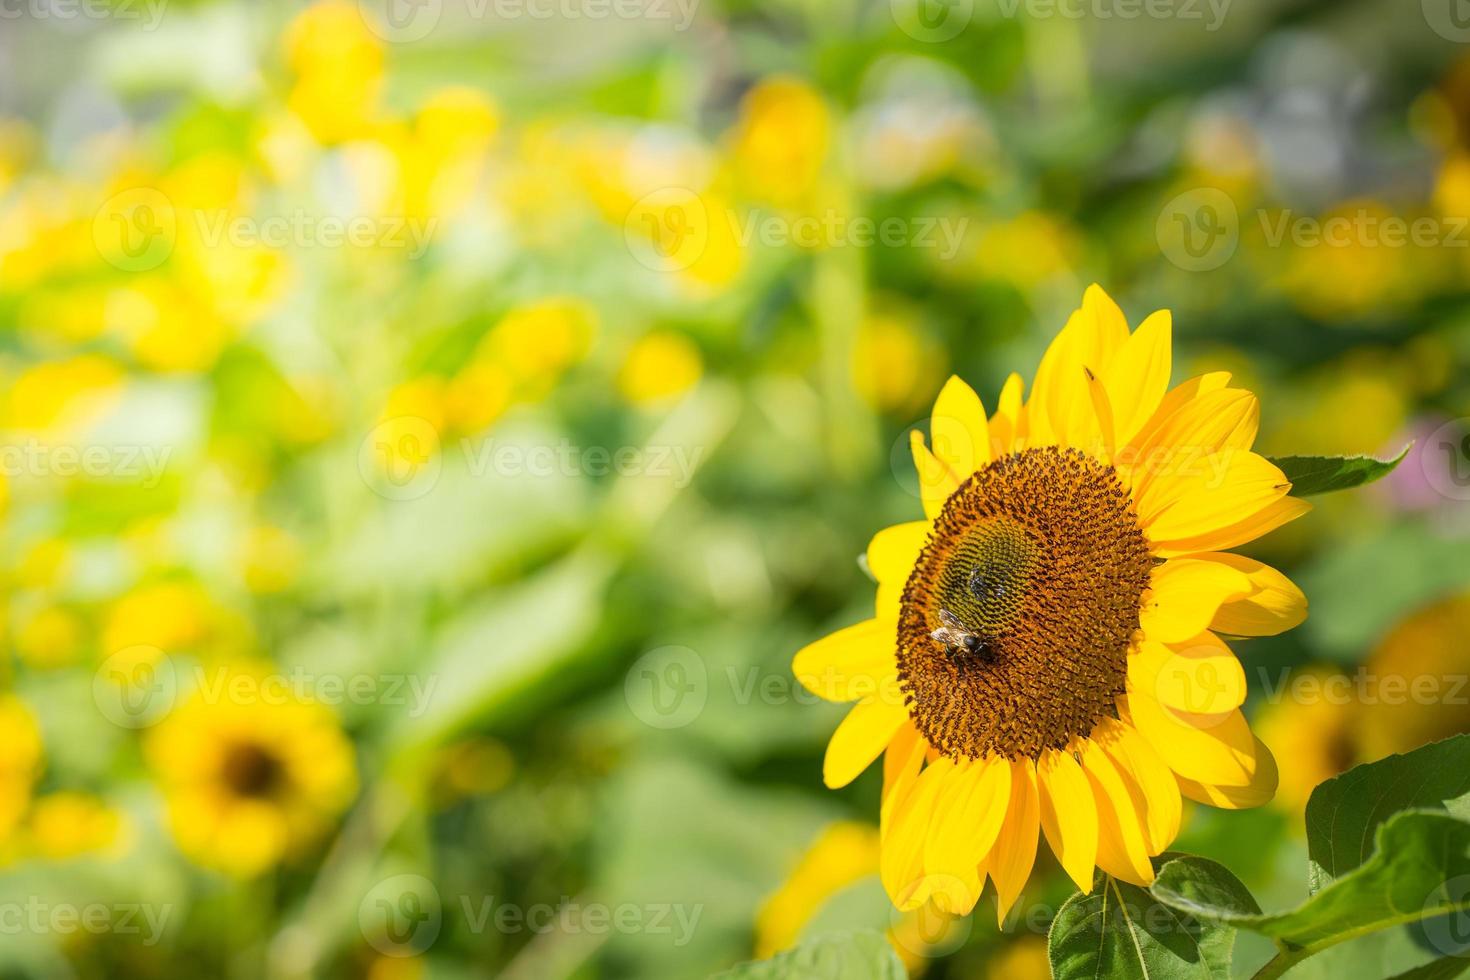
[897,447,1153,760]
[222,742,286,798]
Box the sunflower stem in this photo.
[1250,942,1315,979]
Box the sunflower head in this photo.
[794,285,1310,921]
[146,670,358,877]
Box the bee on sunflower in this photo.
[794,286,1308,922]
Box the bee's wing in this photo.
[938,608,962,628]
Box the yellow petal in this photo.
[1130,634,1246,716]
[1104,309,1172,448]
[910,430,961,521]
[1037,748,1099,891]
[1099,721,1182,856]
[1080,738,1156,886]
[986,757,1041,926]
[1176,738,1279,809]
[991,372,1025,454]
[1084,366,1116,461]
[1127,388,1260,496]
[793,619,898,702]
[824,696,908,788]
[1121,371,1232,463]
[1125,689,1259,787]
[1152,495,1312,558]
[867,521,929,587]
[925,754,1012,874]
[882,722,926,818]
[882,757,951,909]
[930,376,991,478]
[1139,558,1253,644]
[1031,290,1127,449]
[1140,452,1291,546]
[1198,553,1309,637]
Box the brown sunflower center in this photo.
[222,742,285,798]
[897,446,1153,760]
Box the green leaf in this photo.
[1049,869,1245,979]
[1162,811,1470,949]
[714,930,905,980]
[1305,735,1470,889]
[1268,446,1409,496]
[1388,958,1470,979]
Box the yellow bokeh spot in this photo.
[852,309,946,415]
[617,331,703,405]
[27,792,122,860]
[282,1,384,144]
[730,77,831,208]
[16,606,82,669]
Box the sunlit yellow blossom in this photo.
[282,1,384,144]
[986,936,1051,980]
[444,361,514,434]
[729,77,831,208]
[146,672,357,876]
[484,298,597,391]
[1358,593,1470,761]
[969,211,1081,290]
[101,580,216,656]
[26,792,123,860]
[105,276,233,373]
[241,525,304,594]
[755,821,936,971]
[402,87,500,221]
[6,354,123,434]
[617,331,703,405]
[797,286,1308,919]
[852,308,946,415]
[0,697,43,845]
[15,606,83,669]
[1254,670,1356,817]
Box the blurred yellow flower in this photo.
[755,821,936,970]
[1358,593,1470,762]
[851,308,946,415]
[146,674,357,876]
[985,936,1051,979]
[1273,200,1425,321]
[617,331,703,405]
[444,361,514,434]
[484,298,597,391]
[282,1,384,144]
[969,211,1080,290]
[0,696,43,845]
[730,77,831,208]
[26,792,122,860]
[6,354,123,434]
[101,581,216,656]
[1254,669,1357,817]
[106,276,232,373]
[241,525,304,594]
[15,605,83,669]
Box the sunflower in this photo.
[793,285,1309,921]
[146,671,357,877]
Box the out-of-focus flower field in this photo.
[0,1,1468,977]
